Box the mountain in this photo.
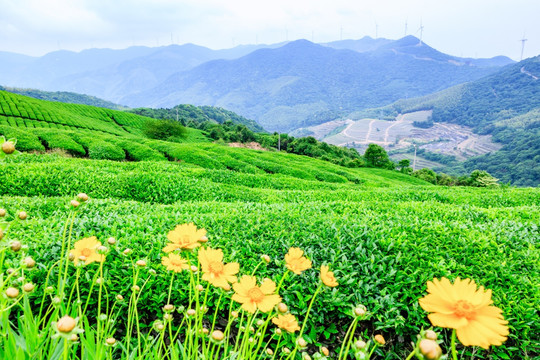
[0,43,287,104]
[122,37,512,132]
[350,56,540,186]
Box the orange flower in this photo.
[272,314,301,333]
[163,223,206,252]
[320,265,338,287]
[198,247,239,289]
[284,248,312,275]
[161,253,189,272]
[419,277,509,349]
[70,237,104,265]
[232,275,281,313]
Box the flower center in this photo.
[81,248,92,257]
[208,261,224,274]
[247,287,265,302]
[454,300,475,318]
[181,235,191,244]
[171,260,184,267]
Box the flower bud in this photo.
[0,208,6,217]
[0,229,3,240]
[277,303,288,313]
[261,254,270,263]
[196,284,204,291]
[424,330,438,340]
[132,285,140,292]
[275,328,283,336]
[78,256,87,264]
[155,323,165,332]
[10,241,22,252]
[98,314,107,321]
[374,334,385,346]
[321,346,330,356]
[70,200,80,208]
[186,309,196,317]
[97,246,108,255]
[68,253,75,261]
[256,319,264,327]
[136,260,146,267]
[164,313,173,322]
[52,296,61,305]
[149,269,156,275]
[302,353,311,360]
[419,339,443,360]
[297,337,308,349]
[282,347,291,354]
[106,337,116,346]
[71,334,79,342]
[231,311,239,318]
[18,211,27,220]
[57,316,76,333]
[190,265,198,272]
[6,287,19,298]
[123,248,132,256]
[116,294,124,301]
[211,330,225,341]
[266,348,274,355]
[2,141,15,154]
[354,340,366,349]
[22,283,35,293]
[77,193,89,202]
[23,257,36,268]
[107,237,116,245]
[202,327,209,335]
[199,235,208,243]
[163,304,175,312]
[45,286,55,294]
[354,306,366,317]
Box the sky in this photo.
[1,0,539,61]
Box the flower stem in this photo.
[451,329,458,360]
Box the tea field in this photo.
[1,152,539,359]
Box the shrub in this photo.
[88,142,125,161]
[0,124,45,151]
[143,119,187,142]
[32,129,86,157]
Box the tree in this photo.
[364,144,391,168]
[398,159,411,173]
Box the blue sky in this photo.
[1,0,539,61]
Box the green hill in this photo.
[354,56,540,187]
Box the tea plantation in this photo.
[0,91,539,359]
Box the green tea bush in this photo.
[88,142,125,161]
[113,139,167,162]
[0,124,45,151]
[31,128,86,156]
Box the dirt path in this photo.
[341,120,355,137]
[383,114,404,143]
[521,66,539,80]
[365,119,376,142]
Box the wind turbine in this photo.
[375,21,379,38]
[404,19,408,36]
[416,19,424,45]
[520,34,528,61]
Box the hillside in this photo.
[352,56,540,186]
[122,37,509,132]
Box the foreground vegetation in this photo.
[1,145,539,358]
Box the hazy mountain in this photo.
[123,37,512,132]
[323,36,393,52]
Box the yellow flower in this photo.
[70,237,104,265]
[232,275,281,313]
[320,265,338,287]
[163,223,206,252]
[419,277,509,349]
[161,253,189,272]
[284,248,312,275]
[272,314,301,333]
[198,247,239,289]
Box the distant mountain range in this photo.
[0,36,514,132]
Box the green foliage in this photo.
[31,128,86,156]
[1,156,538,359]
[143,118,187,142]
[364,144,393,169]
[88,142,125,161]
[0,125,44,152]
[412,168,438,184]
